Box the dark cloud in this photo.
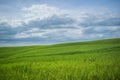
[0,10,120,46]
[79,14,120,27]
[24,15,76,29]
[0,21,17,39]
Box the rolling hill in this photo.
[0,38,120,80]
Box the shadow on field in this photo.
[9,46,120,59]
[43,46,120,56]
[43,51,83,56]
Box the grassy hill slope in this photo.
[0,38,120,80]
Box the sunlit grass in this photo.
[0,38,120,80]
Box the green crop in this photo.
[0,38,120,80]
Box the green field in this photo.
[0,38,120,80]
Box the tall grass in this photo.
[0,38,120,80]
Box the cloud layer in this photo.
[0,4,120,46]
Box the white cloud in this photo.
[0,4,120,46]
[22,4,68,23]
[14,32,30,38]
[14,28,84,39]
[14,28,45,38]
[10,20,23,28]
[92,26,120,31]
[14,31,45,38]
[25,28,40,33]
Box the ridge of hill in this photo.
[0,38,120,80]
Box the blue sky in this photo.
[0,0,120,46]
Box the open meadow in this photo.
[0,38,120,80]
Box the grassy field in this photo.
[0,38,120,80]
